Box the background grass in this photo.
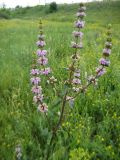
[0,1,120,159]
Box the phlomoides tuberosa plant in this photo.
[30,3,112,160]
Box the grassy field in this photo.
[0,1,120,160]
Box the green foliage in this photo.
[69,148,91,160]
[15,5,22,9]
[0,9,11,19]
[0,1,119,23]
[0,1,120,159]
[49,2,58,13]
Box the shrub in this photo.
[0,11,10,19]
[49,2,58,13]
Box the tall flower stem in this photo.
[69,28,80,83]
[45,91,68,160]
[45,3,86,159]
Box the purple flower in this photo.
[74,72,80,77]
[71,42,83,48]
[72,31,83,38]
[31,86,42,94]
[96,67,106,76]
[36,41,46,47]
[76,12,86,18]
[38,56,48,65]
[33,94,43,103]
[15,145,22,159]
[38,103,48,113]
[75,20,85,28]
[31,77,41,85]
[15,145,21,153]
[99,58,110,67]
[72,78,81,84]
[30,69,39,75]
[75,69,80,73]
[41,67,51,75]
[103,48,111,56]
[37,49,47,56]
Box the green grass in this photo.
[0,1,120,160]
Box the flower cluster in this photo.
[68,3,86,92]
[72,69,81,92]
[15,145,22,160]
[96,24,112,77]
[30,20,50,113]
[71,3,86,49]
[87,25,112,86]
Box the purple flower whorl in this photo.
[31,20,57,113]
[96,24,112,77]
[30,20,49,113]
[71,3,86,49]
[67,3,86,94]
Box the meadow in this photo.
[0,1,120,160]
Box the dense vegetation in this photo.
[0,1,120,159]
[0,1,120,23]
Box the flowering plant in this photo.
[30,3,112,159]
